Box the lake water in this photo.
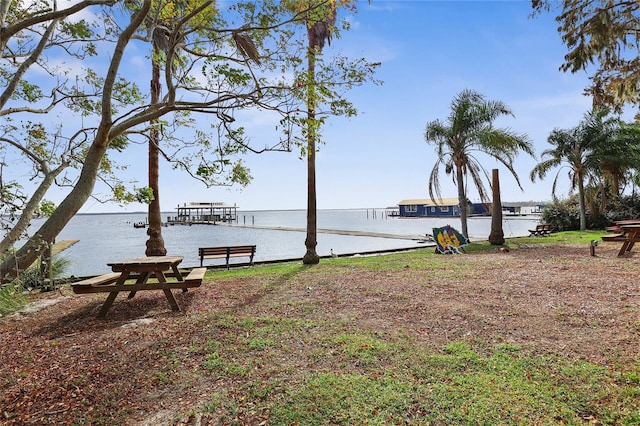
[30,209,538,277]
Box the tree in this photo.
[302,0,336,265]
[589,121,640,214]
[530,108,626,230]
[136,1,258,257]
[1,0,276,279]
[0,0,380,280]
[531,0,640,113]
[283,0,380,265]
[0,0,129,255]
[424,89,534,239]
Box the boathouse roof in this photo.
[178,202,236,209]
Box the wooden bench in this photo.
[71,272,121,292]
[528,224,551,237]
[199,245,256,269]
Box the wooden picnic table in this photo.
[602,223,640,257]
[72,256,206,318]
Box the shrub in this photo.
[540,198,580,231]
[541,194,640,231]
[0,283,27,315]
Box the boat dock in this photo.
[167,202,238,225]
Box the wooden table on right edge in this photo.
[612,224,640,257]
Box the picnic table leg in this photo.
[155,271,181,312]
[97,292,119,318]
[170,264,188,293]
[162,289,180,311]
[128,271,150,299]
[626,241,637,255]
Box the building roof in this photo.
[398,198,460,206]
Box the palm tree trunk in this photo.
[145,53,167,256]
[578,173,587,230]
[303,43,319,265]
[488,169,504,245]
[456,165,469,239]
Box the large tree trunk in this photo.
[456,165,469,239]
[488,169,505,245]
[303,41,319,265]
[145,56,166,257]
[0,140,109,281]
[0,169,60,255]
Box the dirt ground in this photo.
[1,242,639,425]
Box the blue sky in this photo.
[71,1,630,213]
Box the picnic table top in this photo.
[107,256,184,267]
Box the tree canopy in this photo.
[424,89,534,239]
[0,0,380,281]
[530,108,640,230]
[531,0,640,113]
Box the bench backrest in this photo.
[228,245,256,255]
[199,245,256,256]
[199,247,228,256]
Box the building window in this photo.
[430,206,436,213]
[405,205,417,213]
[440,206,449,212]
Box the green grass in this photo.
[186,231,639,425]
[197,314,640,425]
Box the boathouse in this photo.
[167,202,237,225]
[398,198,462,217]
[397,198,491,217]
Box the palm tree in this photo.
[424,89,534,239]
[530,108,629,230]
[589,120,640,213]
[142,5,260,256]
[531,126,589,230]
[145,25,168,256]
[301,0,336,265]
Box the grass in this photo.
[196,313,639,425]
[186,231,639,425]
[5,231,640,425]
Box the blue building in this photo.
[398,198,463,217]
[397,198,490,217]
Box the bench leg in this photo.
[97,292,119,318]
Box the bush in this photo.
[0,283,27,315]
[540,198,580,231]
[540,194,640,231]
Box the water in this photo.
[28,209,538,277]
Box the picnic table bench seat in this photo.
[71,267,207,294]
[199,245,256,269]
[601,233,627,242]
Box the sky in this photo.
[25,1,637,213]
